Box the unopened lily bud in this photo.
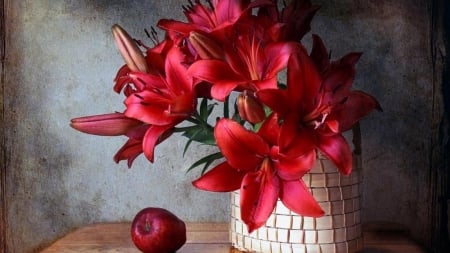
[237,91,266,124]
[112,24,149,72]
[70,112,142,136]
[188,31,224,60]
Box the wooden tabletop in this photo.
[40,222,426,253]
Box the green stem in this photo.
[224,95,230,118]
[193,111,213,129]
[173,126,194,133]
[186,116,201,125]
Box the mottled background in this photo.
[2,0,445,252]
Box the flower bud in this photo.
[188,31,224,60]
[70,113,142,136]
[237,91,266,124]
[112,24,149,72]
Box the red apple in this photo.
[131,207,186,253]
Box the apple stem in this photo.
[145,220,151,232]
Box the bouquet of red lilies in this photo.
[71,0,380,233]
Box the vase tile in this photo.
[292,216,303,230]
[256,226,268,240]
[316,216,332,230]
[304,230,318,244]
[305,243,321,253]
[276,214,293,229]
[303,217,316,230]
[280,243,294,253]
[277,228,289,243]
[289,230,304,243]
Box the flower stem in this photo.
[224,95,230,118]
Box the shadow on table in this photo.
[358,248,394,253]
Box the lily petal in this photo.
[113,138,143,168]
[310,34,330,73]
[165,47,193,94]
[280,179,324,217]
[214,0,251,25]
[169,92,196,116]
[188,59,244,100]
[317,134,353,175]
[240,169,280,233]
[128,72,167,91]
[256,88,289,116]
[210,80,241,101]
[253,77,278,91]
[263,42,302,78]
[321,64,355,101]
[192,162,246,192]
[278,1,320,41]
[275,150,316,181]
[336,52,362,68]
[157,19,206,37]
[287,51,322,113]
[256,113,280,145]
[124,91,175,126]
[145,39,174,75]
[142,125,173,162]
[331,91,382,132]
[215,119,270,171]
[113,65,132,93]
[279,114,315,157]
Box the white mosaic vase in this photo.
[230,129,363,253]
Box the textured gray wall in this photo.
[3,1,435,252]
[313,0,433,242]
[5,1,229,252]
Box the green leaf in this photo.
[199,98,209,120]
[224,95,229,118]
[182,138,193,157]
[186,152,223,174]
[277,82,287,89]
[182,124,215,145]
[198,98,217,121]
[207,103,216,117]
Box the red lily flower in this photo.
[70,112,176,166]
[71,27,185,167]
[256,0,320,42]
[193,116,323,232]
[70,113,147,167]
[114,39,174,96]
[124,50,195,122]
[111,24,174,97]
[113,124,174,166]
[308,35,382,132]
[188,31,301,101]
[157,0,270,42]
[121,46,197,162]
[258,45,380,175]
